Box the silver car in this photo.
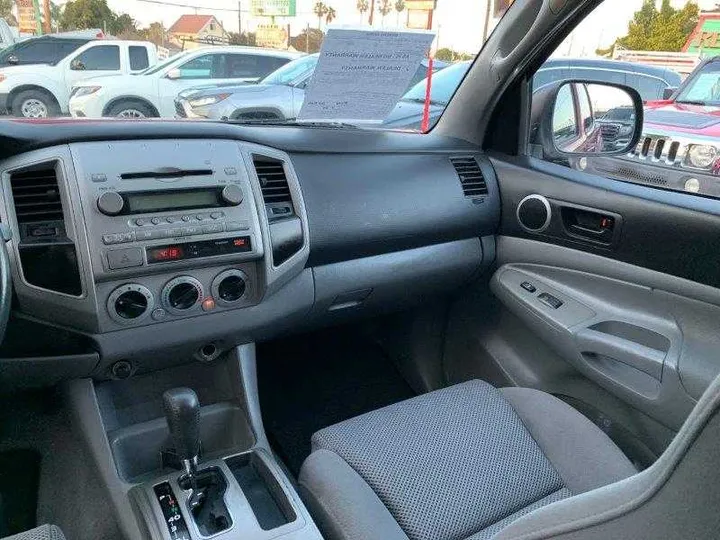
[176,55,448,121]
[176,54,319,121]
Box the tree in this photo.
[615,0,699,52]
[394,0,405,27]
[61,0,138,35]
[357,0,369,24]
[378,0,392,27]
[313,2,329,29]
[290,27,324,53]
[435,47,473,62]
[49,1,63,31]
[228,31,257,46]
[325,6,337,26]
[0,0,15,26]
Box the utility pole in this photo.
[482,0,492,43]
[238,0,242,33]
[369,0,375,25]
[42,0,51,34]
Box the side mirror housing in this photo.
[166,68,182,80]
[7,55,18,65]
[531,80,643,160]
[70,58,85,71]
[662,86,677,100]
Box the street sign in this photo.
[256,24,289,49]
[17,0,39,34]
[250,0,297,17]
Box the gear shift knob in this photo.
[163,387,201,475]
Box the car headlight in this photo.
[71,86,101,98]
[188,94,230,108]
[618,124,633,136]
[686,144,718,168]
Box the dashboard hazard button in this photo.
[107,247,144,269]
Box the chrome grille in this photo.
[628,135,687,166]
[599,123,620,139]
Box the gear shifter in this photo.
[163,387,201,479]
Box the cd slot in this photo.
[120,168,213,180]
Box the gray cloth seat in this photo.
[298,380,636,540]
[2,525,66,540]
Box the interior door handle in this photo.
[575,328,666,380]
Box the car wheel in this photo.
[12,90,59,118]
[107,100,156,119]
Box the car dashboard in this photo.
[0,120,500,385]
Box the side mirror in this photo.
[70,58,85,70]
[7,55,18,65]
[662,86,677,100]
[531,80,643,160]
[166,68,182,80]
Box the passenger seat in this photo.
[299,380,635,540]
[2,525,66,540]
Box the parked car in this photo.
[533,57,682,100]
[0,35,93,68]
[385,57,683,130]
[579,56,720,197]
[0,40,157,118]
[175,55,448,121]
[69,47,303,119]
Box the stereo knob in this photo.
[221,184,244,206]
[107,284,153,324]
[97,192,125,216]
[162,276,203,314]
[212,269,248,306]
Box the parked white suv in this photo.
[0,40,157,118]
[69,46,302,119]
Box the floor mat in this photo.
[0,449,41,537]
[257,327,416,475]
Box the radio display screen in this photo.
[125,189,221,214]
[147,236,252,264]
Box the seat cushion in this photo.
[2,525,66,540]
[299,380,636,540]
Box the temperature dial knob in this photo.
[162,276,204,315]
[221,184,244,206]
[97,192,125,216]
[107,284,153,324]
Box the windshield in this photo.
[676,62,720,105]
[13,1,522,130]
[402,62,471,105]
[261,55,318,86]
[140,51,190,75]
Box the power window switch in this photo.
[520,281,536,293]
[538,292,563,309]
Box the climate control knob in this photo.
[107,284,153,324]
[97,191,125,216]
[162,276,204,314]
[221,184,244,206]
[212,269,248,306]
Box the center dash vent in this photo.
[253,157,292,205]
[450,157,488,198]
[10,164,64,223]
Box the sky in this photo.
[82,0,719,55]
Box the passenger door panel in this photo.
[489,154,720,447]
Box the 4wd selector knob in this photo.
[97,192,125,216]
[162,276,203,314]
[221,184,244,206]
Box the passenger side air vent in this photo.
[10,165,64,223]
[450,157,488,198]
[254,157,292,205]
[8,162,82,296]
[252,155,303,266]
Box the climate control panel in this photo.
[103,265,257,329]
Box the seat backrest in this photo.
[494,372,720,539]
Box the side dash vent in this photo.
[450,157,488,198]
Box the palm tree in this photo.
[314,1,329,29]
[394,0,405,27]
[325,6,337,26]
[378,0,392,27]
[356,0,369,24]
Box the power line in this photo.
[135,0,244,12]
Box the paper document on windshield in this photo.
[298,27,436,124]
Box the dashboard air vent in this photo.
[253,157,292,205]
[450,157,488,198]
[10,164,64,223]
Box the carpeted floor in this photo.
[257,327,416,476]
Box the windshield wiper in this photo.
[674,99,708,106]
[226,118,359,129]
[401,97,446,106]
